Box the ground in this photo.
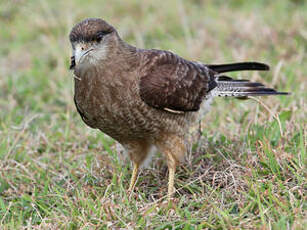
[0,0,306,229]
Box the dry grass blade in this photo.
[249,96,284,137]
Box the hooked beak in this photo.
[80,48,94,60]
[70,47,94,70]
[72,43,94,68]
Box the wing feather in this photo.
[139,50,217,112]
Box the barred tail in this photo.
[213,75,290,98]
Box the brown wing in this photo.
[139,50,217,113]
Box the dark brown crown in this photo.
[69,18,115,43]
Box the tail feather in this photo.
[213,75,290,98]
[208,62,270,73]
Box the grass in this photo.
[0,0,306,229]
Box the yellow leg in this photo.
[128,163,139,192]
[155,135,184,201]
[167,161,176,201]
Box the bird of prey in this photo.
[69,18,289,200]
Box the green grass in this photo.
[0,0,306,229]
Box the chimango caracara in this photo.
[69,18,289,200]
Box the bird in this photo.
[69,18,289,200]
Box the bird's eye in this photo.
[95,31,110,42]
[96,33,104,42]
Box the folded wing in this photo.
[139,50,216,113]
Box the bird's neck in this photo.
[106,37,140,71]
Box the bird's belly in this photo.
[74,82,161,141]
[79,101,160,140]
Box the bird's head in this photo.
[69,18,117,70]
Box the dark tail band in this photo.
[208,62,270,73]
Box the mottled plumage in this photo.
[69,18,289,200]
[139,50,217,112]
